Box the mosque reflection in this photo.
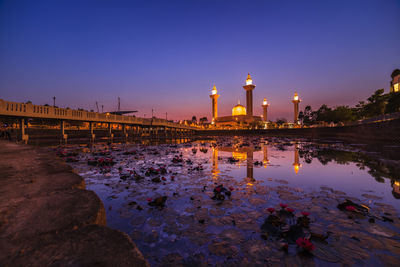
[210,142,302,181]
[210,141,400,199]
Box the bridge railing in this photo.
[0,99,197,130]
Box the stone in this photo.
[208,240,239,256]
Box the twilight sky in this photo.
[0,0,399,121]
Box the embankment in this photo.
[198,118,400,145]
[0,141,149,266]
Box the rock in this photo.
[3,225,149,266]
[0,140,148,267]
[219,228,245,243]
[151,177,161,183]
[361,194,383,200]
[148,196,167,208]
[161,253,184,266]
[208,240,239,256]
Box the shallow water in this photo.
[64,137,400,266]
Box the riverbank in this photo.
[198,117,400,145]
[0,141,148,266]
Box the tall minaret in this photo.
[292,92,301,124]
[243,73,256,116]
[262,98,269,121]
[209,85,220,124]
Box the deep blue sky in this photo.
[1,0,399,121]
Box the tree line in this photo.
[298,89,400,125]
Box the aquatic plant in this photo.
[267,208,275,214]
[296,237,315,252]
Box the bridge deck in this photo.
[0,99,196,130]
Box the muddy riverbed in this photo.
[58,137,400,266]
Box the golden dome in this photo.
[232,102,246,116]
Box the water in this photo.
[63,136,400,266]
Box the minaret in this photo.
[262,98,269,121]
[243,73,256,116]
[209,85,220,124]
[292,92,301,124]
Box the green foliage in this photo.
[361,89,387,117]
[199,117,208,124]
[275,118,287,125]
[385,92,400,113]
[304,88,399,124]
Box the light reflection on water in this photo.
[210,141,399,211]
[67,137,400,265]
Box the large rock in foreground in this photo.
[0,141,148,266]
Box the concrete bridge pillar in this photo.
[19,118,29,144]
[122,124,128,142]
[108,123,114,143]
[89,122,95,142]
[155,127,159,139]
[140,126,144,138]
[132,126,137,140]
[163,127,167,139]
[60,120,68,144]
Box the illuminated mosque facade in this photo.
[209,73,266,128]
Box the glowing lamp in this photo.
[211,85,218,95]
[293,92,299,101]
[263,98,268,106]
[245,73,253,85]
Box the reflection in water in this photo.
[262,142,269,168]
[211,142,302,182]
[246,149,254,181]
[210,140,400,198]
[298,145,400,200]
[212,146,260,183]
[393,181,400,199]
[293,143,301,174]
[211,147,219,179]
[232,151,247,161]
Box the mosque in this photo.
[209,73,269,128]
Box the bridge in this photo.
[0,99,198,143]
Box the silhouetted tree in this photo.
[385,92,400,113]
[362,89,387,117]
[199,117,208,124]
[275,118,287,126]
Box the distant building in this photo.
[209,73,263,128]
[390,69,400,93]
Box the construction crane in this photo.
[108,97,137,115]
